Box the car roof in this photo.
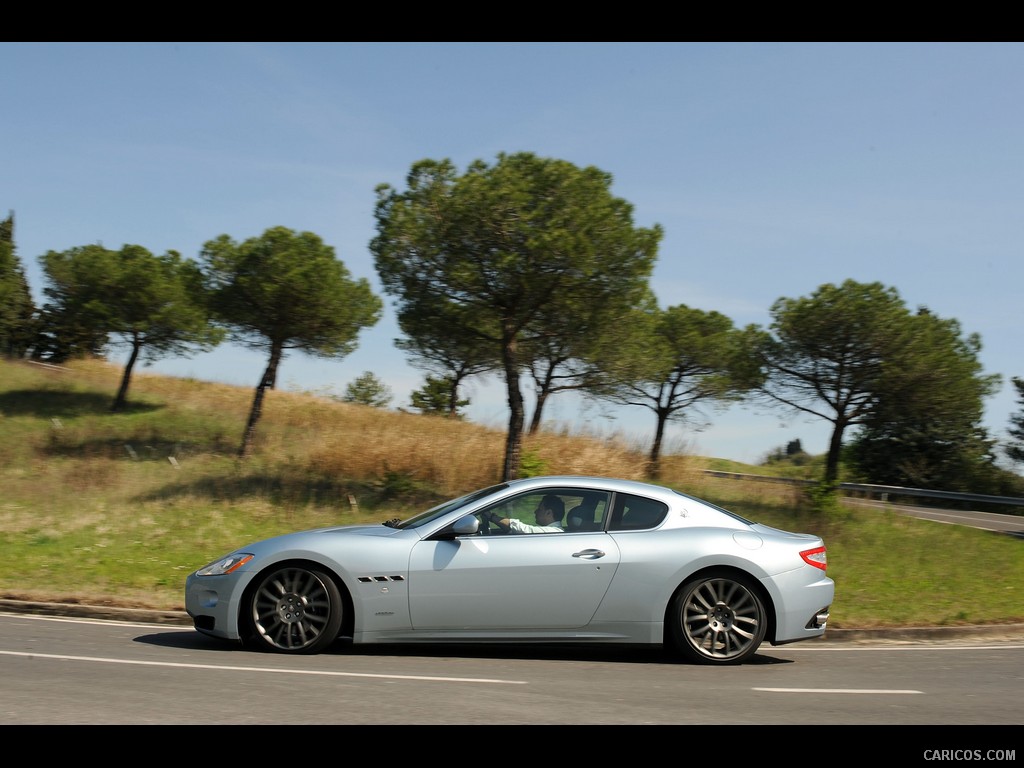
[506,475,677,499]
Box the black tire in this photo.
[245,565,344,654]
[668,571,767,665]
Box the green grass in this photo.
[1,357,1021,627]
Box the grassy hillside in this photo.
[0,357,1021,628]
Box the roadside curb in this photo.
[814,623,1024,643]
[0,599,192,626]
[3,598,1023,644]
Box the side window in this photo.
[608,493,669,531]
[563,491,609,532]
[476,489,611,534]
[476,497,523,534]
[476,492,566,535]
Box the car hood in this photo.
[245,522,403,551]
[313,523,400,535]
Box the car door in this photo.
[407,530,620,630]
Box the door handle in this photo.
[572,549,606,559]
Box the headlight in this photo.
[195,553,254,576]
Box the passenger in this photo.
[566,493,601,531]
[486,494,565,533]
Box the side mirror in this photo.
[430,513,481,541]
[451,514,480,536]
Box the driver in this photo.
[486,494,565,533]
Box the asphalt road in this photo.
[1,611,1022,734]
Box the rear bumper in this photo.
[765,570,835,643]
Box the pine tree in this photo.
[1006,377,1024,464]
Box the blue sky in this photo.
[3,42,1022,465]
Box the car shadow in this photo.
[133,631,793,665]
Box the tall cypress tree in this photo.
[0,211,37,358]
[1006,377,1024,465]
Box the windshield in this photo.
[386,483,509,530]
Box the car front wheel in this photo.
[669,571,767,664]
[245,565,343,654]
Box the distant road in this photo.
[703,470,1024,538]
[843,497,1024,537]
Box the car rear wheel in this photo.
[245,566,343,654]
[669,571,766,664]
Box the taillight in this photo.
[800,546,827,571]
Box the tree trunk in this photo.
[447,377,460,418]
[824,421,846,485]
[111,337,141,412]
[528,389,550,435]
[648,408,668,479]
[501,331,524,480]
[238,343,283,458]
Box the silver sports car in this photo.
[185,475,834,664]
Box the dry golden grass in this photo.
[4,357,793,505]
[110,358,703,494]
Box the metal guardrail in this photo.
[701,470,1024,507]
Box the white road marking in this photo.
[754,687,923,694]
[0,650,527,685]
[0,612,178,630]
[777,642,1024,651]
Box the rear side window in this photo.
[608,494,669,531]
